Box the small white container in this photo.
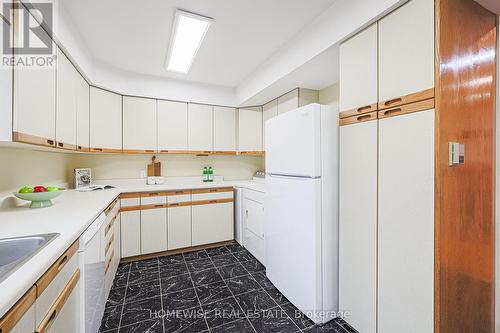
[147,176,156,185]
[155,177,165,185]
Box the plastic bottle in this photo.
[203,166,208,182]
[208,166,213,182]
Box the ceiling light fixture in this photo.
[165,10,213,74]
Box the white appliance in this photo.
[79,212,106,333]
[264,103,339,324]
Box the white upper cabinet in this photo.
[213,106,236,152]
[123,96,157,152]
[157,100,188,152]
[378,0,434,104]
[90,87,122,151]
[277,89,299,115]
[238,106,263,152]
[76,72,90,151]
[56,48,77,149]
[13,21,56,145]
[188,103,213,152]
[339,23,378,113]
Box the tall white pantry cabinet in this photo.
[338,0,435,332]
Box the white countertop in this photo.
[0,178,264,317]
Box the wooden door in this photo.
[435,0,497,332]
[339,119,378,333]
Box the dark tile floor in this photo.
[100,244,356,333]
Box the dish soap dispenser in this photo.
[203,166,208,182]
[208,166,214,182]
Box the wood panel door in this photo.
[435,0,497,332]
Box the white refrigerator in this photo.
[264,103,339,324]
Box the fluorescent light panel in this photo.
[166,10,213,73]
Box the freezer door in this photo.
[265,104,321,178]
[264,175,323,322]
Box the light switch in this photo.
[448,142,464,166]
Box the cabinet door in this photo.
[76,72,90,151]
[339,119,378,333]
[213,106,236,152]
[13,23,56,145]
[188,103,213,152]
[121,210,141,257]
[90,87,122,151]
[141,207,167,254]
[263,99,278,148]
[339,24,378,114]
[123,96,157,152]
[378,0,434,104]
[238,106,262,152]
[378,109,434,333]
[56,48,77,149]
[46,279,80,333]
[157,100,188,152]
[277,89,299,115]
[168,205,192,250]
[192,202,233,246]
[5,304,35,333]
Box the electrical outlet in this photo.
[140,170,146,178]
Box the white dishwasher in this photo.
[79,212,106,333]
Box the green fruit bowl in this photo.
[13,191,62,208]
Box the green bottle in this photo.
[203,166,208,182]
[208,166,213,182]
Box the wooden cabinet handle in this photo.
[46,139,54,145]
[384,97,402,106]
[209,200,217,204]
[356,114,373,122]
[57,142,64,148]
[170,203,180,207]
[154,204,164,208]
[57,255,68,272]
[356,105,373,113]
[382,108,402,117]
[77,146,82,150]
[105,235,114,255]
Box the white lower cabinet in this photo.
[141,207,168,254]
[9,304,35,333]
[44,279,80,333]
[121,210,141,258]
[168,205,192,250]
[192,202,233,246]
[242,189,265,265]
[339,119,378,333]
[377,109,434,333]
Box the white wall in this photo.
[319,83,340,109]
[69,154,264,182]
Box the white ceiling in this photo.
[62,0,337,88]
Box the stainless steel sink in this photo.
[0,233,59,283]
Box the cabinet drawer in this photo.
[0,287,36,333]
[141,194,166,206]
[167,192,191,204]
[36,269,80,333]
[192,188,233,201]
[104,214,118,239]
[105,233,115,257]
[35,247,79,327]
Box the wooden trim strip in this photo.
[141,203,167,210]
[211,151,237,155]
[122,149,156,154]
[104,251,114,274]
[55,141,77,151]
[239,151,265,156]
[76,145,90,152]
[104,215,116,236]
[339,102,378,119]
[378,87,435,110]
[104,198,119,215]
[13,132,55,148]
[121,240,235,262]
[191,198,234,206]
[141,192,167,197]
[378,98,435,120]
[120,193,141,199]
[339,111,378,126]
[35,240,79,298]
[158,150,193,154]
[105,234,114,256]
[120,205,141,212]
[0,286,36,333]
[165,190,191,196]
[190,151,213,155]
[191,187,234,195]
[167,201,192,208]
[89,147,123,153]
[36,270,80,333]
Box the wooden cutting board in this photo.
[147,156,161,177]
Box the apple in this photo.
[18,186,34,193]
[33,186,47,193]
[46,186,58,192]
